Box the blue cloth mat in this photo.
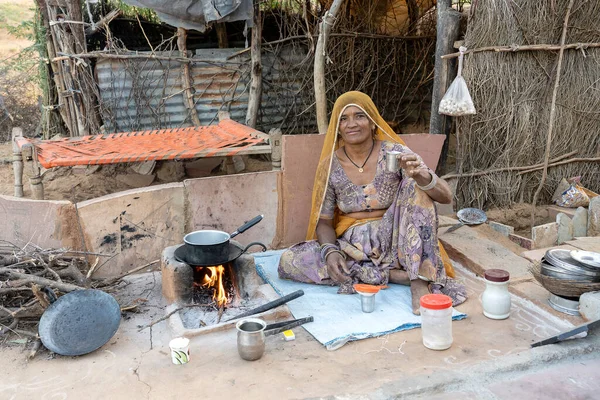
[254,250,467,350]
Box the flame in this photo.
[201,266,228,307]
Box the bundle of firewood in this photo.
[0,240,157,358]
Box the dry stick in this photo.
[441,151,577,179]
[315,0,345,134]
[530,0,575,228]
[517,157,600,175]
[96,260,159,286]
[138,303,211,331]
[228,32,436,58]
[51,53,244,65]
[27,339,43,361]
[441,41,600,59]
[0,268,83,292]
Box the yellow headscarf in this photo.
[305,91,455,278]
[306,91,406,239]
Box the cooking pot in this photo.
[183,215,263,261]
[38,288,121,356]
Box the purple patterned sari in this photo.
[278,141,466,305]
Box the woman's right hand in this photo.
[326,252,350,284]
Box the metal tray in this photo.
[570,250,600,269]
[548,294,580,316]
[541,262,600,282]
[545,249,600,276]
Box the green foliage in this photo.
[105,0,160,23]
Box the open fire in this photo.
[199,266,227,307]
[193,264,239,308]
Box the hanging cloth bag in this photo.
[439,46,476,116]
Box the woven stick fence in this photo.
[452,0,600,210]
[39,1,437,136]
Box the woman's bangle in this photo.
[320,243,339,262]
[324,249,347,261]
[416,171,438,191]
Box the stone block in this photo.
[488,221,515,237]
[77,183,185,277]
[521,244,579,263]
[439,225,532,279]
[184,157,223,178]
[116,172,155,188]
[579,290,600,321]
[588,197,600,236]
[572,207,588,237]
[184,171,278,249]
[532,222,558,249]
[556,213,573,245]
[509,233,534,250]
[161,245,193,305]
[547,205,577,220]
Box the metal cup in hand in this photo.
[386,151,401,172]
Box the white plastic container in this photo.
[420,294,453,350]
[482,269,511,320]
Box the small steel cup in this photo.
[386,151,401,172]
[360,293,376,313]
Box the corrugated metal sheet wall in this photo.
[96,47,316,133]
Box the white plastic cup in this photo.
[169,337,190,365]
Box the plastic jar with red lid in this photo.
[420,294,453,350]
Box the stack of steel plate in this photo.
[541,249,600,282]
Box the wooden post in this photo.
[220,111,245,173]
[11,128,24,198]
[216,23,229,48]
[245,2,262,129]
[429,1,461,168]
[177,28,201,126]
[21,144,44,200]
[269,128,283,170]
[314,0,344,135]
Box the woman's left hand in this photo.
[399,154,432,187]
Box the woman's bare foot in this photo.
[410,279,430,315]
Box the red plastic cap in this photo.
[420,294,452,310]
[484,269,510,282]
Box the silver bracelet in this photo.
[416,171,438,191]
[325,249,347,261]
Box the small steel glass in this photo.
[386,150,401,172]
[360,293,376,313]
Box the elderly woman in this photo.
[278,91,466,314]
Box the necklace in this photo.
[343,139,375,173]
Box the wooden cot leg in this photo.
[269,128,282,170]
[21,143,44,200]
[11,128,24,197]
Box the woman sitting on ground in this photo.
[278,91,466,314]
